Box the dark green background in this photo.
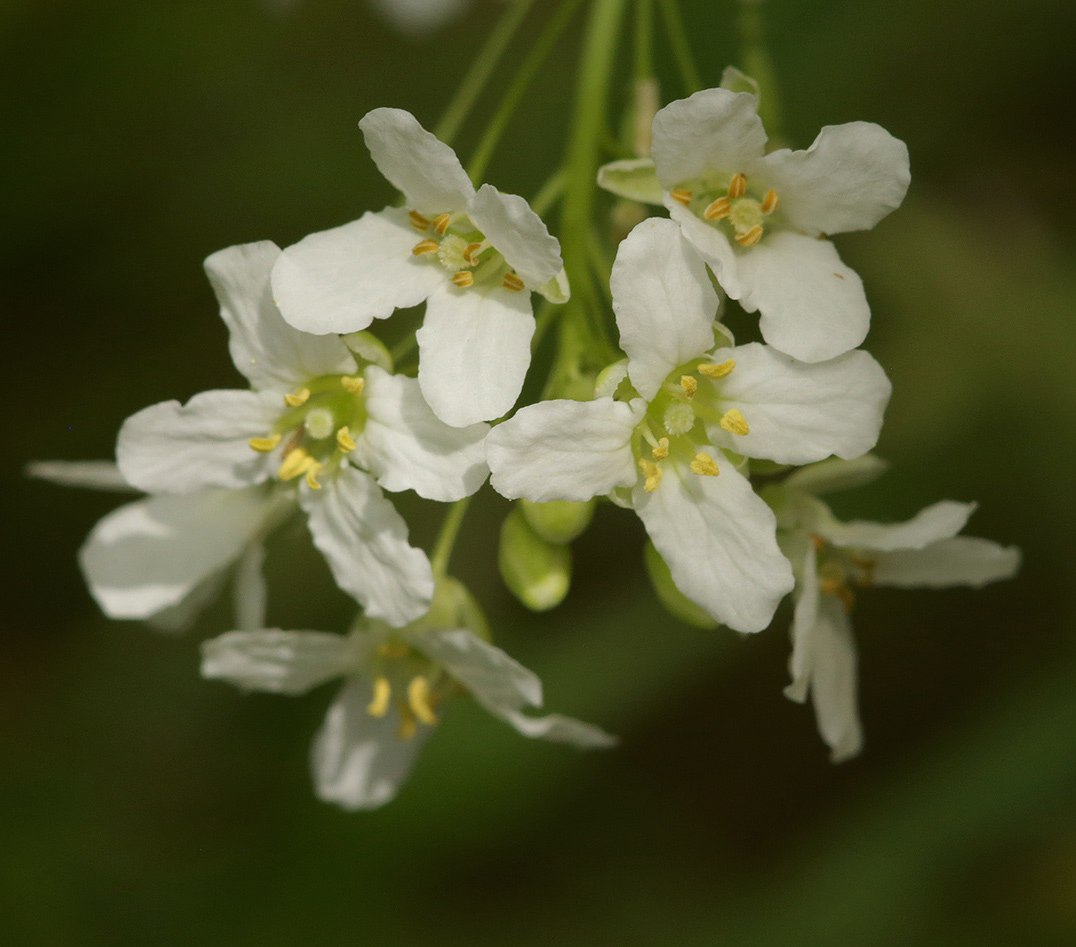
[4,0,1075,943]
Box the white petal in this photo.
[233,541,267,632]
[596,158,664,205]
[818,500,977,552]
[633,454,794,633]
[205,241,356,391]
[201,629,357,694]
[782,454,889,496]
[499,710,619,749]
[417,282,534,427]
[665,197,745,301]
[311,679,431,811]
[487,398,644,502]
[873,537,1021,588]
[358,107,474,214]
[412,627,542,712]
[356,367,489,501]
[704,344,891,464]
[78,487,271,620]
[467,183,563,288]
[759,122,910,235]
[611,218,719,400]
[301,466,434,626]
[25,460,134,492]
[146,571,227,635]
[116,389,281,493]
[806,595,863,762]
[650,89,767,189]
[785,541,820,704]
[272,208,446,335]
[368,0,470,35]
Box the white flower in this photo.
[201,579,616,811]
[487,218,892,633]
[271,108,568,427]
[114,240,490,627]
[600,87,910,363]
[769,457,1021,761]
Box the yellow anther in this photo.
[502,272,525,292]
[408,210,431,231]
[433,213,452,236]
[284,387,310,408]
[698,359,736,379]
[735,225,764,247]
[407,676,440,726]
[689,452,720,477]
[680,375,698,398]
[304,461,323,490]
[761,188,779,214]
[278,447,311,481]
[820,576,855,612]
[397,703,418,741]
[412,238,440,256]
[638,458,663,493]
[336,426,356,453]
[378,641,410,659]
[452,271,474,288]
[727,173,747,199]
[809,533,826,552]
[367,676,391,717]
[341,375,365,395]
[248,433,281,453]
[651,437,669,460]
[720,408,750,436]
[464,242,483,267]
[670,188,693,205]
[703,196,731,220]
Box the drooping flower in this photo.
[113,240,490,628]
[766,457,1021,761]
[201,578,616,810]
[271,108,568,427]
[599,87,910,363]
[486,218,892,632]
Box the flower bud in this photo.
[644,541,717,630]
[498,508,571,612]
[341,330,393,373]
[520,499,595,545]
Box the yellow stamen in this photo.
[433,213,452,236]
[408,210,431,231]
[651,437,669,461]
[735,225,764,247]
[284,387,310,408]
[638,458,663,493]
[278,447,311,481]
[698,359,736,379]
[464,242,483,267]
[452,271,474,288]
[412,238,439,257]
[720,408,750,436]
[502,272,525,292]
[689,452,720,477]
[809,533,826,552]
[397,703,417,741]
[304,462,323,490]
[703,196,731,220]
[727,173,747,199]
[248,433,281,453]
[407,676,439,726]
[336,426,356,453]
[367,676,391,717]
[680,375,698,398]
[670,188,693,206]
[341,375,365,395]
[761,188,779,215]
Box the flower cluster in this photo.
[36,64,1018,809]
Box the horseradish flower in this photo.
[202,578,615,810]
[271,108,567,427]
[487,219,892,632]
[600,87,910,362]
[116,240,489,627]
[767,458,1021,761]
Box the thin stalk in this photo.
[633,0,655,82]
[389,329,418,366]
[657,0,702,94]
[435,0,538,146]
[466,0,587,184]
[431,497,472,578]
[737,0,783,141]
[529,169,567,218]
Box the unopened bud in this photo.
[644,541,717,630]
[498,509,571,612]
[520,498,596,545]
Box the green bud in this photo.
[644,541,718,630]
[498,508,571,612]
[520,498,595,545]
[341,331,393,373]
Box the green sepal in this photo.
[596,158,664,205]
[719,65,760,98]
[498,508,571,612]
[341,331,394,373]
[644,541,718,630]
[520,498,596,545]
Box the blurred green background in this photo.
[4,0,1075,943]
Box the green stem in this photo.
[633,0,655,82]
[529,169,567,218]
[737,0,783,141]
[434,0,538,146]
[530,298,560,352]
[389,329,418,366]
[657,0,702,94]
[467,0,587,184]
[431,497,472,578]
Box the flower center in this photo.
[670,172,779,248]
[408,210,526,292]
[810,534,879,613]
[364,639,448,741]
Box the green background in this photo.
[4,0,1075,943]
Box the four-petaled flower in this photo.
[486,218,893,633]
[271,107,568,428]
